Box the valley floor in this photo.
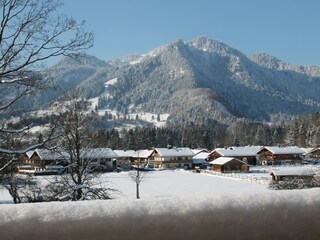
[1,167,320,240]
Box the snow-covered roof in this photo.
[270,169,314,177]
[259,146,305,155]
[26,150,34,158]
[310,147,320,154]
[191,149,209,155]
[212,147,259,157]
[114,150,136,158]
[300,148,315,154]
[33,149,69,161]
[192,152,210,160]
[209,157,248,166]
[155,148,195,157]
[81,148,118,159]
[34,148,118,161]
[133,149,154,158]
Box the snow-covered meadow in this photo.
[1,170,320,240]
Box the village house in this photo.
[81,148,118,172]
[18,149,68,175]
[209,157,250,173]
[149,147,194,169]
[257,146,305,165]
[18,148,118,175]
[270,169,315,181]
[209,146,260,165]
[191,149,209,168]
[114,150,136,170]
[132,149,154,166]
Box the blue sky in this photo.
[61,0,320,66]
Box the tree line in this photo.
[89,112,320,150]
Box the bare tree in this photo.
[129,167,145,199]
[0,0,93,168]
[129,151,147,199]
[49,94,117,201]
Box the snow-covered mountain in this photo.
[33,36,320,125]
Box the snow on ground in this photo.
[127,112,169,127]
[1,169,320,240]
[88,97,99,109]
[26,124,51,134]
[106,170,267,199]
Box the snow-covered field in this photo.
[1,170,320,240]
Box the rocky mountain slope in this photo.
[33,36,320,125]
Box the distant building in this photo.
[149,147,194,169]
[18,148,117,175]
[257,146,305,165]
[191,149,209,168]
[18,149,68,175]
[209,146,260,165]
[114,150,135,170]
[209,157,250,173]
[270,169,315,181]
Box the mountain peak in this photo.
[249,52,283,69]
[187,36,243,58]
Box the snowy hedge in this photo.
[1,190,320,240]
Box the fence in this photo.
[201,170,270,184]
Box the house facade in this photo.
[270,169,314,181]
[209,147,260,165]
[149,147,194,169]
[132,149,154,166]
[257,146,305,165]
[18,148,117,175]
[18,149,68,175]
[209,157,250,173]
[191,149,209,168]
[81,148,117,172]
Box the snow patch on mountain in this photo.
[105,77,118,86]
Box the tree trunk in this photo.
[136,182,140,199]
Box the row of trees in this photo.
[87,113,319,150]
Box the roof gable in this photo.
[212,147,259,157]
[209,157,247,165]
[259,146,305,155]
[114,150,135,157]
[133,149,154,158]
[81,148,117,159]
[155,148,194,157]
[33,149,69,161]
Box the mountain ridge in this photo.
[32,36,320,126]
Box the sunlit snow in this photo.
[0,169,320,240]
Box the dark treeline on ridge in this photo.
[88,112,320,150]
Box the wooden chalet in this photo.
[149,147,194,169]
[209,146,260,165]
[257,146,305,165]
[132,149,154,166]
[114,150,136,170]
[18,149,68,175]
[191,149,210,168]
[270,169,315,181]
[209,157,250,173]
[18,148,117,175]
[80,148,117,172]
